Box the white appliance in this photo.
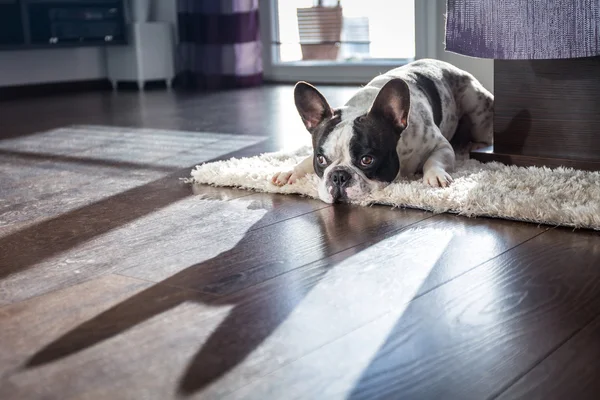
[106,22,175,90]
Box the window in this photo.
[260,0,438,83]
[277,0,415,63]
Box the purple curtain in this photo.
[174,0,263,90]
[445,0,600,59]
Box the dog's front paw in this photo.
[423,168,453,188]
[272,170,301,186]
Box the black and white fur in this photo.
[272,59,494,204]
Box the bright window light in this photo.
[275,0,415,63]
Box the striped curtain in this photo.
[445,0,600,59]
[175,0,263,90]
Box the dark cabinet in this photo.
[0,1,25,46]
[0,0,127,50]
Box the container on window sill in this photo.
[297,1,343,61]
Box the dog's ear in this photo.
[294,81,334,133]
[368,78,410,132]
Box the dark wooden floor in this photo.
[1,85,599,400]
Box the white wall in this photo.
[435,0,494,93]
[0,47,106,87]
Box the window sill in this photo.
[273,58,414,67]
[265,59,414,84]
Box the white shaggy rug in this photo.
[187,145,600,230]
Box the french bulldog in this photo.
[271,58,494,204]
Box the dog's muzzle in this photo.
[329,168,353,202]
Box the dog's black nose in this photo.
[331,170,351,188]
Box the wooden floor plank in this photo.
[0,126,266,233]
[0,213,546,399]
[0,274,155,379]
[496,315,600,400]
[119,204,432,295]
[0,274,226,400]
[0,189,329,305]
[0,170,242,303]
[225,227,600,400]
[0,154,166,234]
[0,86,355,141]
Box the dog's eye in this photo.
[360,155,374,166]
[316,154,328,166]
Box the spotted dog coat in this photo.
[272,59,494,204]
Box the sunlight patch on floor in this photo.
[222,227,456,399]
[0,125,266,168]
[1,198,268,303]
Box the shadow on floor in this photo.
[24,201,391,396]
[0,142,271,283]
